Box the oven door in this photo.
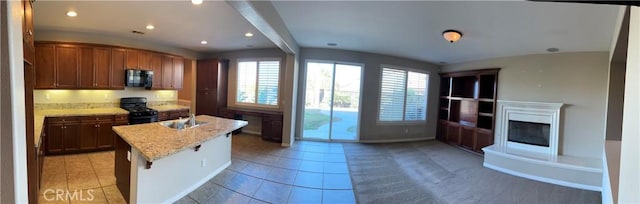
[129,115,158,124]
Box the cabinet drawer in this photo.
[80,115,113,122]
[47,117,79,124]
[114,114,128,121]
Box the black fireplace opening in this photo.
[507,120,550,147]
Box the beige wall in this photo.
[442,52,609,159]
[297,48,441,142]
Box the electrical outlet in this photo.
[104,93,109,99]
[127,151,131,162]
[201,159,206,167]
[45,94,50,100]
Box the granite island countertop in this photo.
[112,115,247,162]
[34,108,129,148]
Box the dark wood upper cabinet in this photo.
[150,54,163,89]
[125,49,139,69]
[173,57,184,89]
[79,46,95,88]
[111,48,126,89]
[161,55,184,90]
[35,42,184,90]
[55,45,80,88]
[94,47,112,88]
[35,44,56,89]
[162,55,173,89]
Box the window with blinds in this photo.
[378,67,428,122]
[236,60,280,106]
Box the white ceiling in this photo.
[34,1,620,64]
[272,1,620,64]
[33,0,276,52]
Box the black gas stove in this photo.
[120,97,159,124]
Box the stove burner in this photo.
[120,97,158,124]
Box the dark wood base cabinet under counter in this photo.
[45,114,128,155]
[219,108,283,142]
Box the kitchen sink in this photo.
[159,119,208,130]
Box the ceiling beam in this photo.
[225,0,299,54]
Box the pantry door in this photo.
[302,61,362,141]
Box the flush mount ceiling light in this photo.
[442,30,462,43]
[66,11,77,17]
[546,48,559,52]
[200,40,208,45]
[244,32,254,37]
[146,25,155,30]
[191,0,203,5]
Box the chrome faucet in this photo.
[189,114,196,127]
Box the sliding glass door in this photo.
[302,61,362,141]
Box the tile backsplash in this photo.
[34,88,179,110]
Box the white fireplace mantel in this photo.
[483,100,602,191]
[496,100,564,157]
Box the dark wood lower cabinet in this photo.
[476,129,494,153]
[221,108,283,142]
[446,123,461,144]
[114,136,131,203]
[158,109,190,121]
[460,126,475,150]
[46,115,119,155]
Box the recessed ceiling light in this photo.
[247,45,254,48]
[191,0,203,5]
[546,48,559,52]
[244,32,254,37]
[66,11,77,17]
[327,43,337,46]
[146,25,155,30]
[200,40,208,45]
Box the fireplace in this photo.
[483,100,602,191]
[495,100,563,156]
[508,120,550,147]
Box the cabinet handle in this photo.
[28,30,33,36]
[97,124,100,128]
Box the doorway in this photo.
[302,61,362,141]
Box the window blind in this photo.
[236,60,280,106]
[379,68,406,121]
[379,67,429,122]
[257,61,280,105]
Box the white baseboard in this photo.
[359,137,434,143]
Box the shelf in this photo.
[449,97,475,101]
[478,98,494,102]
[440,107,449,111]
[478,112,493,117]
[440,96,450,99]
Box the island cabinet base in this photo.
[115,133,233,203]
[114,136,131,203]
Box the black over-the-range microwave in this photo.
[125,69,153,89]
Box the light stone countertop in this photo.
[149,104,190,112]
[112,115,247,162]
[34,108,129,148]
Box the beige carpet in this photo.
[342,140,601,204]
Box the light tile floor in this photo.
[39,134,356,204]
[39,151,127,204]
[177,134,356,204]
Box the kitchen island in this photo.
[112,115,247,203]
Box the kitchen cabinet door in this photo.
[447,123,461,145]
[94,47,112,88]
[158,111,169,121]
[169,110,189,120]
[63,123,80,152]
[97,121,114,149]
[172,57,184,89]
[162,55,173,89]
[79,47,95,88]
[125,49,139,69]
[150,54,163,89]
[138,51,152,70]
[460,126,475,150]
[35,44,56,89]
[45,124,64,154]
[22,0,35,64]
[111,48,126,89]
[55,45,80,88]
[80,122,98,150]
[196,90,217,116]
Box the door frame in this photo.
[300,59,364,142]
